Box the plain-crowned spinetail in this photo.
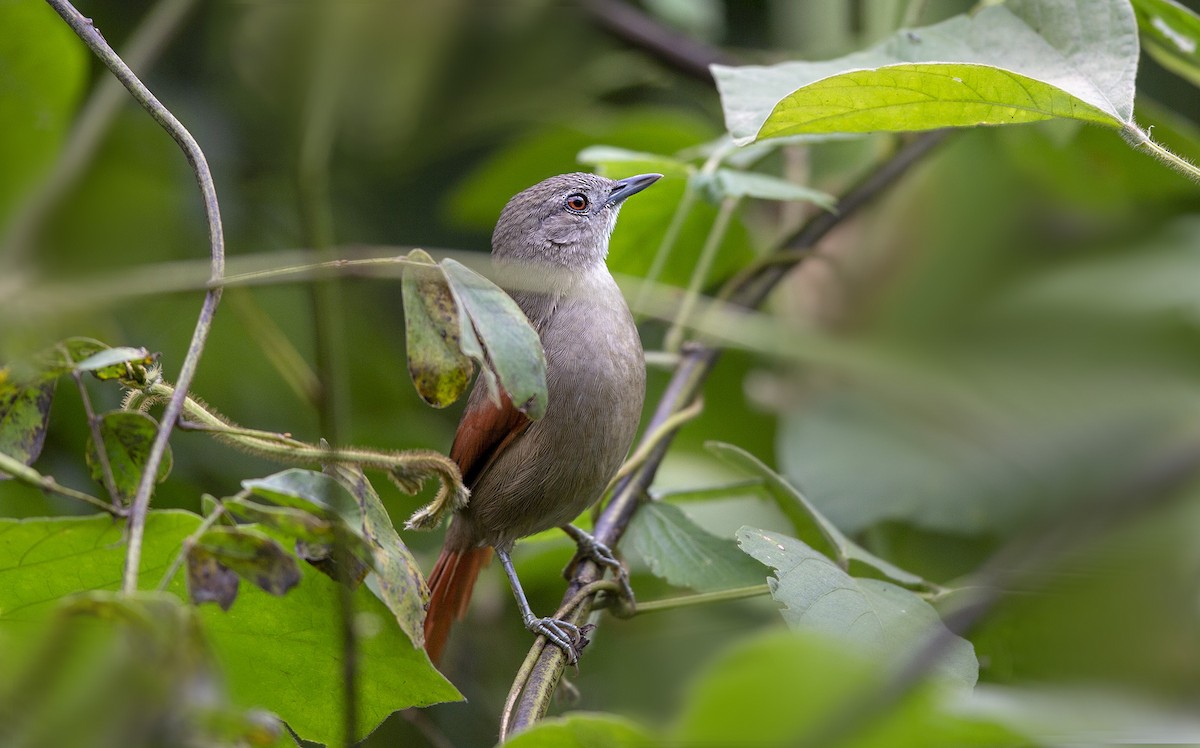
[423,172,660,664]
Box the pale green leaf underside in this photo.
[736,527,978,691]
[714,3,1137,144]
[707,442,924,588]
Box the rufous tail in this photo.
[423,545,493,664]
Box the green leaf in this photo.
[624,502,767,592]
[671,630,1027,747]
[1133,0,1200,87]
[0,0,86,226]
[0,371,55,476]
[707,442,924,588]
[402,248,474,408]
[72,345,156,380]
[0,512,462,745]
[243,468,360,523]
[736,527,977,691]
[191,526,301,599]
[501,712,657,747]
[224,495,337,545]
[85,410,173,503]
[695,169,837,209]
[34,336,110,378]
[0,590,297,748]
[442,257,548,418]
[577,145,693,178]
[331,464,429,647]
[241,469,377,585]
[713,2,1138,144]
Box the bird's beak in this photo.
[605,173,663,207]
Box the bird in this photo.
[423,171,660,665]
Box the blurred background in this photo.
[3,0,1200,745]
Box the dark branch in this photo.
[580,0,734,80]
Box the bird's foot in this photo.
[561,525,636,615]
[526,616,586,664]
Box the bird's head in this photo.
[491,172,661,269]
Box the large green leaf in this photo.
[737,527,978,691]
[500,713,656,747]
[624,501,766,592]
[1133,0,1200,86]
[0,0,86,226]
[713,1,1138,144]
[0,512,461,745]
[708,442,924,588]
[671,630,1027,747]
[0,591,296,748]
[442,258,548,418]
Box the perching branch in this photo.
[505,130,949,733]
[44,0,226,595]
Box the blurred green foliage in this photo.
[2,0,1200,746]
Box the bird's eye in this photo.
[565,194,589,212]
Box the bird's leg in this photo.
[560,524,636,612]
[495,547,583,664]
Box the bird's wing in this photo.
[450,386,532,488]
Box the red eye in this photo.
[566,194,589,212]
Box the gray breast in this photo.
[466,271,645,549]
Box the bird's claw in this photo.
[527,616,584,664]
[563,530,636,613]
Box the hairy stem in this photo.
[1122,122,1200,184]
[0,451,121,516]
